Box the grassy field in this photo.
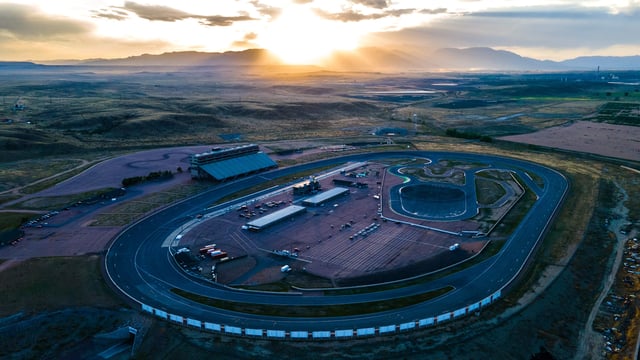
[2,70,637,166]
[9,187,118,211]
[19,161,100,195]
[0,158,85,192]
[0,212,28,231]
[475,175,508,205]
[92,182,210,226]
[0,256,124,316]
[171,286,453,317]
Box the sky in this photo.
[0,0,638,64]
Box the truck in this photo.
[199,244,217,254]
[208,249,222,257]
[210,250,228,259]
[281,265,291,273]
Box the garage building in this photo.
[246,205,307,231]
[302,187,350,207]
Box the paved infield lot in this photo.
[178,160,488,287]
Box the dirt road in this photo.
[574,183,629,359]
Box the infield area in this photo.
[175,155,524,288]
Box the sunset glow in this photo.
[0,0,638,63]
[257,5,361,64]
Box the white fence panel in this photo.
[357,328,375,336]
[419,318,435,327]
[204,322,221,332]
[437,313,451,323]
[267,330,286,338]
[186,318,201,328]
[154,309,167,319]
[245,328,263,337]
[379,325,397,334]
[290,331,309,339]
[399,322,415,331]
[453,308,467,318]
[225,326,242,335]
[141,289,502,339]
[468,302,481,312]
[335,329,353,338]
[312,331,331,339]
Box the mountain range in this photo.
[10,47,640,71]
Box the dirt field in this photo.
[499,121,640,161]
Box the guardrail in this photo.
[140,290,502,340]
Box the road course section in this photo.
[104,151,568,340]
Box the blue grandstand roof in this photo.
[200,152,277,181]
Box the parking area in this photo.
[176,161,489,287]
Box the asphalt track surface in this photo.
[105,151,568,332]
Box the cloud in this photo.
[0,3,92,40]
[0,3,172,61]
[350,0,390,9]
[0,28,171,62]
[362,5,640,60]
[199,15,255,27]
[120,1,191,22]
[419,8,448,15]
[250,1,282,19]
[315,8,415,22]
[454,6,640,49]
[92,8,129,21]
[113,2,255,26]
[232,32,259,48]
[293,0,314,4]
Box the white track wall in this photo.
[139,290,502,340]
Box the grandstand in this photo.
[190,144,277,181]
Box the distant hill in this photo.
[560,55,640,70]
[81,49,282,67]
[429,47,563,71]
[0,61,46,70]
[324,47,429,71]
[15,47,640,71]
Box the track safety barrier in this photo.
[138,290,501,340]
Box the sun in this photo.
[258,6,360,65]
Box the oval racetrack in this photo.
[104,151,568,338]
